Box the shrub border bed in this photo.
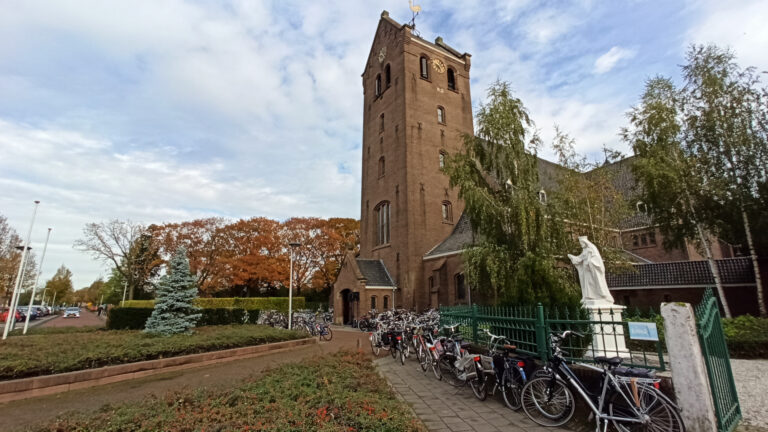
[0,337,316,403]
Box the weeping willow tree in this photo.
[444,81,579,307]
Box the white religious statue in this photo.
[567,236,615,305]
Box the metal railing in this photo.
[440,303,666,371]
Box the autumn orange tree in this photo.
[150,218,231,296]
[221,217,288,296]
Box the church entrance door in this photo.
[340,289,352,325]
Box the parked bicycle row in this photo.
[255,309,334,341]
[370,315,686,431]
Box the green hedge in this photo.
[722,315,768,359]
[107,308,154,330]
[120,297,302,314]
[107,308,261,330]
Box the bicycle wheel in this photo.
[438,356,463,387]
[430,355,443,380]
[321,326,333,341]
[399,346,406,365]
[469,364,487,401]
[417,343,428,371]
[608,384,685,432]
[521,376,575,427]
[501,367,524,410]
[370,334,380,356]
[390,343,398,359]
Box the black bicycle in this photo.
[521,330,685,431]
[475,329,530,409]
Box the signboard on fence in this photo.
[628,322,659,341]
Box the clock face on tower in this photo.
[431,58,446,73]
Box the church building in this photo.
[331,11,765,323]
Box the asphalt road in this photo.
[39,308,105,328]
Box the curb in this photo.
[0,337,317,403]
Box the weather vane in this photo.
[408,0,422,31]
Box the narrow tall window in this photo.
[538,189,547,204]
[385,64,391,88]
[379,113,384,132]
[383,295,389,310]
[428,276,434,290]
[375,201,390,245]
[437,106,445,124]
[447,68,456,90]
[441,201,453,222]
[378,156,385,177]
[649,231,657,245]
[420,56,429,79]
[375,74,381,97]
[439,150,447,169]
[456,273,466,300]
[371,295,377,310]
[632,235,639,247]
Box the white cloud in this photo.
[594,46,636,75]
[686,0,768,72]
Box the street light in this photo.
[288,242,301,330]
[23,228,51,334]
[3,200,40,341]
[8,246,32,331]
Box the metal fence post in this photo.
[535,303,548,362]
[471,303,479,344]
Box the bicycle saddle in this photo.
[502,344,517,351]
[594,356,623,367]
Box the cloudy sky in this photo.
[1,0,766,290]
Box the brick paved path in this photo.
[376,356,575,432]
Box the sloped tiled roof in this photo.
[356,259,395,287]
[607,257,755,288]
[424,213,475,258]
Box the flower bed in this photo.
[0,325,304,380]
[33,351,425,432]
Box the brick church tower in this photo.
[332,11,474,323]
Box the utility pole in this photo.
[23,228,51,334]
[3,201,40,340]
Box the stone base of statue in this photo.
[582,300,630,359]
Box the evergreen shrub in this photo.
[144,248,201,335]
[107,307,154,330]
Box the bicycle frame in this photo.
[550,357,656,426]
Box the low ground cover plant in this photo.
[0,325,304,380]
[34,351,425,432]
[722,315,768,358]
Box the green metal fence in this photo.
[440,303,666,371]
[695,288,741,432]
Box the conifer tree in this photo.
[144,247,201,335]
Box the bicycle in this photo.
[521,330,685,432]
[435,324,482,393]
[477,328,530,410]
[315,321,333,341]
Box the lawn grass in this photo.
[0,325,305,380]
[32,351,425,432]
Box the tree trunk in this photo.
[696,223,732,318]
[741,207,766,317]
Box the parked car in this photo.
[1,308,23,323]
[64,307,80,318]
[17,306,37,320]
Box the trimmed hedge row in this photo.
[121,297,304,313]
[107,308,261,330]
[722,315,768,359]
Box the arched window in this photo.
[441,201,453,222]
[636,201,647,214]
[538,189,547,204]
[385,64,391,88]
[447,68,456,90]
[378,156,385,177]
[383,295,390,310]
[371,295,377,311]
[649,231,657,245]
[632,235,639,247]
[428,276,434,290]
[456,273,466,300]
[439,150,447,169]
[437,106,445,124]
[375,201,390,245]
[375,74,382,97]
[379,113,385,132]
[420,56,429,79]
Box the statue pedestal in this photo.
[583,301,630,359]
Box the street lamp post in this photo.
[3,200,40,340]
[23,228,52,334]
[8,248,32,330]
[121,280,128,306]
[288,242,301,330]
